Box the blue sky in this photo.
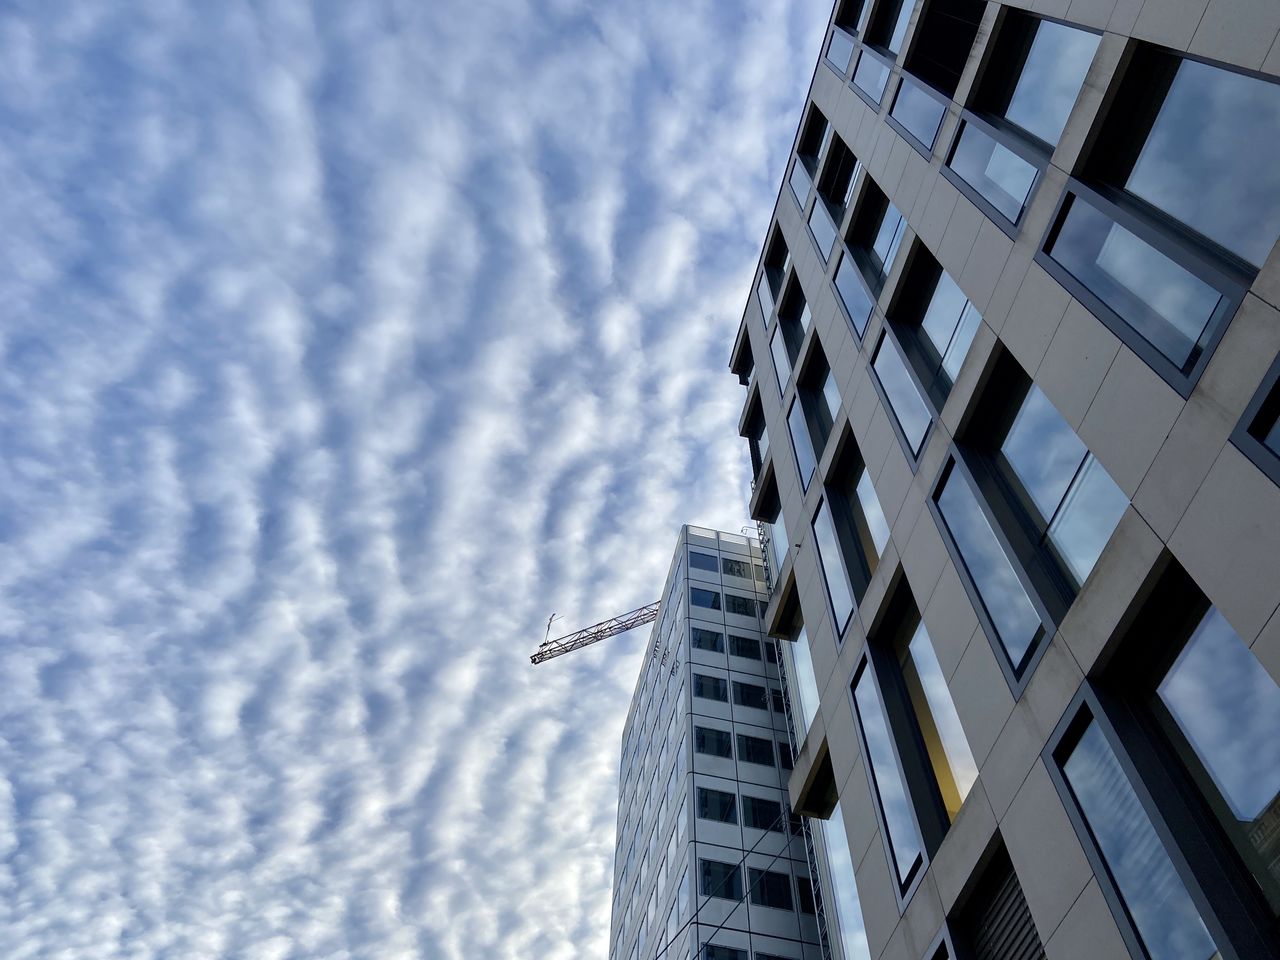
[0,1,826,956]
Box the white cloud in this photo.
[0,0,827,956]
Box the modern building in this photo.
[608,525,864,960]
[730,2,1280,959]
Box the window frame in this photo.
[851,44,894,108]
[1231,350,1280,488]
[868,325,935,467]
[886,70,950,159]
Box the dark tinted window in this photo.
[737,734,776,766]
[691,628,725,653]
[733,681,768,710]
[729,634,761,660]
[699,859,743,900]
[697,787,738,824]
[691,588,722,611]
[694,674,728,702]
[721,557,751,579]
[749,868,794,910]
[690,550,719,572]
[725,594,758,618]
[742,795,784,831]
[695,726,733,758]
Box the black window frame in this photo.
[691,627,726,653]
[729,634,762,660]
[846,176,907,297]
[696,786,739,825]
[695,725,734,759]
[725,593,759,619]
[1233,350,1280,488]
[689,550,720,573]
[736,733,777,767]
[741,794,785,832]
[748,867,795,911]
[868,324,936,468]
[699,858,744,901]
[886,71,950,159]
[732,680,769,710]
[693,673,729,702]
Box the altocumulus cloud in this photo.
[0,0,826,957]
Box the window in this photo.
[699,859,743,901]
[770,688,785,715]
[770,325,792,395]
[694,674,728,702]
[872,329,932,457]
[852,46,893,105]
[823,803,870,960]
[736,734,776,767]
[702,946,747,960]
[764,639,777,664]
[852,660,924,891]
[787,398,818,493]
[834,248,876,338]
[890,0,983,154]
[697,787,738,824]
[746,403,769,479]
[1058,717,1220,960]
[888,246,981,408]
[1238,352,1280,484]
[689,550,719,573]
[826,20,856,76]
[692,628,725,653]
[825,431,888,593]
[729,634,761,660]
[778,742,793,770]
[785,626,820,736]
[1043,48,1279,391]
[809,195,841,262]
[789,108,829,211]
[796,345,840,467]
[814,134,860,236]
[695,726,733,758]
[691,588,722,611]
[889,73,948,154]
[721,557,751,579]
[948,14,1098,227]
[725,594,757,619]
[847,179,906,295]
[749,868,794,910]
[796,876,816,914]
[863,0,912,57]
[757,226,790,321]
[812,499,856,635]
[733,681,768,710]
[741,795,783,832]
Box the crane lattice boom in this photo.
[530,601,661,664]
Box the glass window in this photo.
[918,270,981,385]
[865,0,912,55]
[948,121,1038,223]
[692,627,725,653]
[694,674,728,702]
[935,464,1041,670]
[896,622,977,820]
[820,367,842,427]
[788,399,818,492]
[726,594,758,618]
[892,74,946,151]
[1046,194,1223,373]
[742,795,784,832]
[778,742,793,770]
[823,805,872,960]
[853,663,924,889]
[786,626,820,735]
[702,946,747,960]
[1119,56,1280,268]
[1156,607,1280,909]
[835,251,875,337]
[721,557,751,579]
[789,159,813,210]
[733,681,769,710]
[856,468,891,560]
[700,859,743,901]
[737,734,776,767]
[870,202,906,281]
[1061,720,1220,960]
[809,200,840,262]
[749,868,794,910]
[697,787,738,824]
[1001,19,1099,147]
[853,48,892,103]
[872,332,932,456]
[796,876,817,914]
[813,500,856,634]
[827,27,856,75]
[690,550,719,573]
[695,726,733,758]
[691,588,722,611]
[770,326,792,394]
[729,634,761,660]
[1000,385,1128,585]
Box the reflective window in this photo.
[789,397,820,493]
[853,663,924,888]
[891,75,946,151]
[865,0,912,55]
[856,470,891,558]
[835,251,875,337]
[935,464,1041,669]
[821,367,842,427]
[789,159,813,209]
[787,627,820,735]
[693,674,728,702]
[695,726,733,758]
[691,627,725,653]
[853,48,892,103]
[896,623,977,820]
[699,859,743,901]
[1001,19,1099,146]
[948,121,1038,223]
[733,681,768,710]
[702,946,747,960]
[919,270,981,385]
[721,557,751,579]
[796,877,816,914]
[813,500,856,634]
[1046,193,1223,373]
[1120,56,1280,268]
[827,28,856,75]
[749,868,794,910]
[729,634,761,660]
[823,805,872,960]
[736,734,776,767]
[1157,608,1280,909]
[696,787,738,824]
[809,200,840,261]
[690,550,719,572]
[725,594,757,618]
[1000,385,1128,584]
[870,202,906,279]
[872,332,932,456]
[770,326,792,394]
[690,587,722,611]
[1062,721,1219,960]
[742,795,784,832]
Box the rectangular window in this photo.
[699,859,743,901]
[947,119,1038,224]
[853,46,892,104]
[1058,717,1220,960]
[808,199,840,262]
[834,250,875,338]
[853,660,924,890]
[701,946,747,960]
[786,626,820,736]
[695,726,733,758]
[725,594,757,618]
[732,681,768,710]
[758,227,790,319]
[748,868,794,910]
[778,742,793,770]
[691,628,725,653]
[796,346,839,467]
[847,179,905,294]
[796,876,816,914]
[729,634,761,660]
[1238,353,1280,484]
[864,0,911,56]
[826,26,856,76]
[741,795,783,831]
[770,325,792,395]
[812,499,856,635]
[736,734,776,767]
[689,550,719,573]
[721,557,751,579]
[890,73,946,153]
[826,435,889,593]
[790,108,830,211]
[696,787,738,824]
[693,674,728,702]
[872,330,932,457]
[787,398,818,492]
[690,588,722,611]
[815,134,860,232]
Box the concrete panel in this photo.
[1133,0,1210,49]
[932,780,998,915]
[1132,393,1231,541]
[949,628,1016,769]
[980,701,1042,820]
[937,197,984,283]
[959,218,1013,317]
[1065,0,1117,29]
[1197,294,1280,423]
[1003,263,1071,375]
[924,571,981,682]
[1034,299,1121,431]
[1045,878,1130,960]
[899,506,950,609]
[1190,0,1280,69]
[854,833,902,960]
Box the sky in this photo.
[0,1,828,957]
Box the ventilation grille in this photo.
[964,849,1045,960]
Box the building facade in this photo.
[609,526,859,960]
[730,2,1280,959]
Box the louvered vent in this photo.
[961,848,1045,960]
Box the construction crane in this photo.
[530,601,661,664]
